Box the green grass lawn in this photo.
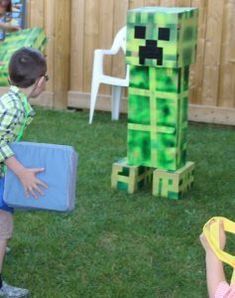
[4,108,235,298]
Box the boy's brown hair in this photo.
[8,47,47,88]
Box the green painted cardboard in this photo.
[0,27,47,86]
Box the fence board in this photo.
[70,0,85,91]
[83,0,100,93]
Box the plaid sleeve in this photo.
[0,107,18,162]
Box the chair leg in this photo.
[89,80,100,124]
[111,86,122,120]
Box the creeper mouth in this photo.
[139,40,163,66]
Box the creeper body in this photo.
[112,7,198,198]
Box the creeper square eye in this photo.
[158,28,170,41]
[135,26,146,39]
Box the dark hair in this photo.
[9,47,47,88]
[6,0,12,13]
[0,0,12,13]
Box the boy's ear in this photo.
[37,76,45,87]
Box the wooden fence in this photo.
[27,0,71,108]
[7,0,235,125]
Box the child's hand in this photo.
[200,219,226,253]
[11,25,21,32]
[200,231,212,252]
[5,24,21,32]
[18,167,48,199]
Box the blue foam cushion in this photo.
[4,142,78,212]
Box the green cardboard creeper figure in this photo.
[112,7,198,199]
[0,28,47,86]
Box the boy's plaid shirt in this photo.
[0,86,34,176]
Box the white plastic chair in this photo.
[89,26,129,124]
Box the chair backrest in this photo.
[110,26,127,54]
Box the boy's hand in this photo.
[18,167,48,199]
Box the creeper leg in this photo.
[152,161,194,199]
[111,158,153,194]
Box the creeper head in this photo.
[126,7,198,68]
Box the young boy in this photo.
[0,47,48,297]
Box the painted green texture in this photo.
[152,161,194,199]
[0,27,47,86]
[127,65,189,171]
[111,158,152,194]
[126,6,198,68]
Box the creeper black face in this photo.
[135,26,171,66]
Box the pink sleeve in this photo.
[215,282,235,298]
